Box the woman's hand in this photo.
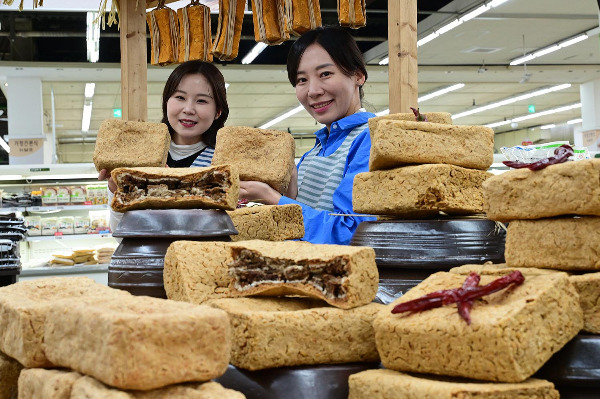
[286,164,298,200]
[239,181,281,205]
[98,169,117,193]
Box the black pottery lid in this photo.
[351,218,506,269]
[112,209,238,238]
[536,334,600,388]
[215,363,380,399]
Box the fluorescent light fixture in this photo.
[242,43,268,65]
[512,103,581,122]
[436,18,463,35]
[459,4,490,22]
[84,83,95,98]
[485,103,582,128]
[417,0,509,48]
[379,57,389,65]
[510,33,590,65]
[86,12,100,63]
[0,137,10,153]
[259,105,304,129]
[375,109,390,117]
[419,83,465,102]
[81,103,93,132]
[540,124,555,130]
[567,118,582,124]
[486,120,512,128]
[417,32,439,47]
[452,83,571,120]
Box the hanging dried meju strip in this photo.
[146,0,179,66]
[283,0,321,36]
[213,0,246,61]
[251,0,289,45]
[178,0,213,62]
[337,0,366,29]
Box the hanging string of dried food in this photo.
[251,0,289,45]
[96,0,122,30]
[338,0,366,29]
[146,0,179,65]
[284,0,322,36]
[177,0,213,62]
[213,0,245,61]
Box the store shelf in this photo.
[0,204,108,213]
[26,233,112,242]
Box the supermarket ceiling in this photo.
[0,0,599,161]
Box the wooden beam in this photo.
[388,0,418,113]
[120,0,148,121]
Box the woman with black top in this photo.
[100,60,229,231]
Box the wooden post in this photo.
[388,0,418,113]
[120,0,148,121]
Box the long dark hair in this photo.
[161,61,229,147]
[287,26,368,100]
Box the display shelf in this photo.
[25,233,112,242]
[27,204,108,212]
[0,207,25,213]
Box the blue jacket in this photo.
[279,111,376,245]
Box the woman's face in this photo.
[294,44,365,130]
[166,73,220,145]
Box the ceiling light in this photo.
[0,137,10,153]
[459,4,490,22]
[225,83,230,90]
[375,109,390,117]
[540,124,555,130]
[81,103,93,132]
[452,83,571,120]
[510,32,590,65]
[86,12,100,63]
[567,118,582,124]
[379,57,389,65]
[512,103,581,122]
[485,103,582,128]
[259,105,304,129]
[417,0,509,48]
[419,83,465,102]
[242,43,268,65]
[84,83,95,99]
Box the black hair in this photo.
[287,26,368,100]
[161,60,229,147]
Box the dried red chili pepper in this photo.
[410,107,428,122]
[391,271,525,325]
[457,272,480,325]
[502,144,574,171]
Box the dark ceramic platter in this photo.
[350,218,506,269]
[112,209,238,238]
[109,209,237,298]
[215,363,380,399]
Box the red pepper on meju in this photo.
[410,107,428,122]
[502,144,574,171]
[391,271,525,325]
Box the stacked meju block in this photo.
[0,277,245,398]
[163,239,384,372]
[352,112,494,218]
[481,158,600,336]
[347,260,582,397]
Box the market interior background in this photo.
[0,0,599,164]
